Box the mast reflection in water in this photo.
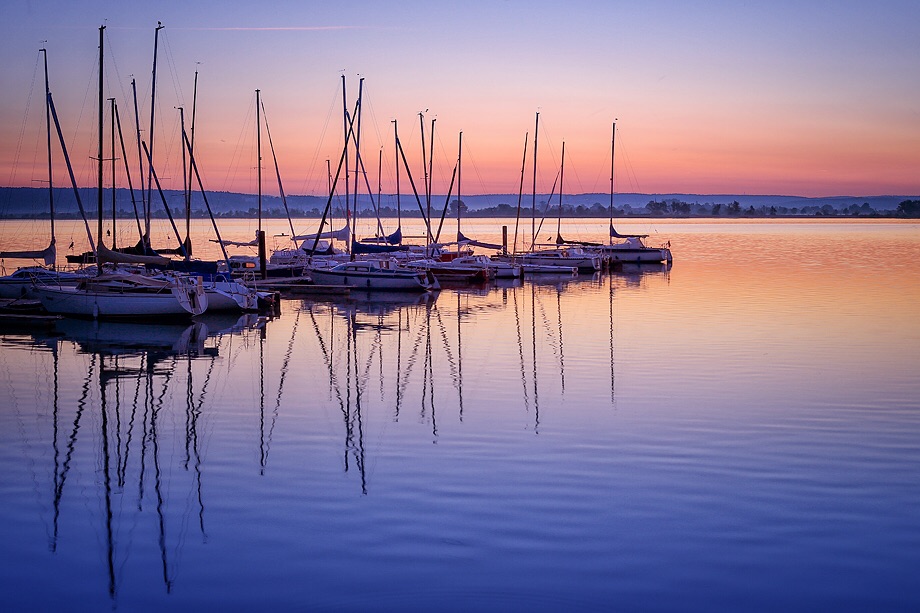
[0,265,677,608]
[2,314,260,602]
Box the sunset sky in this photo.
[1,0,918,198]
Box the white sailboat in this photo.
[590,122,673,265]
[0,48,90,299]
[34,271,207,319]
[308,259,436,291]
[175,95,268,312]
[524,141,601,272]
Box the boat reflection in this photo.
[53,317,213,358]
[301,288,438,315]
[610,260,672,287]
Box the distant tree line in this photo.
[636,199,903,217]
[896,200,920,217]
[446,198,920,219]
[4,195,920,219]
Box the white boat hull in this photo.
[307,266,433,291]
[204,279,260,311]
[33,277,208,319]
[598,247,672,264]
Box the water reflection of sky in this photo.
[1,221,919,610]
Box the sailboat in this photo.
[590,122,673,265]
[308,259,436,291]
[166,93,268,312]
[0,47,88,299]
[218,90,311,280]
[404,131,497,284]
[304,81,436,292]
[31,26,208,319]
[520,139,601,272]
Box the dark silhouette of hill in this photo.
[1,186,914,218]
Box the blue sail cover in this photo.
[386,227,403,245]
[162,259,220,276]
[351,241,409,254]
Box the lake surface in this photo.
[2,218,919,611]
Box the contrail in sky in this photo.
[170,26,369,31]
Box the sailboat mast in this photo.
[256,89,262,232]
[146,23,164,242]
[186,67,199,257]
[341,76,350,251]
[512,132,528,256]
[97,25,105,253]
[131,78,148,247]
[429,118,436,241]
[609,121,616,245]
[41,48,55,253]
[393,120,401,230]
[256,89,266,279]
[557,141,564,243]
[353,78,364,233]
[531,112,539,251]
[110,98,116,249]
[179,106,189,259]
[419,112,427,220]
[457,131,462,254]
[377,147,383,236]
[351,79,364,254]
[188,67,199,252]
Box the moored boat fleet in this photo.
[2,229,670,322]
[1,24,672,322]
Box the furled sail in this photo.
[97,243,171,266]
[293,223,350,243]
[0,241,56,266]
[211,237,260,247]
[457,231,502,251]
[385,227,402,245]
[351,241,409,254]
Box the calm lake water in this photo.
[2,218,919,611]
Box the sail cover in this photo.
[97,243,171,266]
[0,241,56,266]
[351,241,409,254]
[386,227,403,245]
[457,231,503,251]
[293,223,350,243]
[212,237,260,247]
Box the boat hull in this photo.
[0,268,86,299]
[307,267,433,291]
[33,280,208,319]
[598,247,672,264]
[204,279,260,311]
